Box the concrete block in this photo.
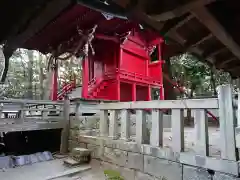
[101,161,135,180]
[78,136,104,146]
[69,129,79,141]
[127,152,144,171]
[87,144,103,159]
[144,155,182,180]
[183,165,211,180]
[135,171,160,180]
[103,147,128,166]
[104,139,141,153]
[68,140,87,151]
[213,172,240,180]
[142,145,179,162]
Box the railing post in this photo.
[150,109,163,147]
[60,99,70,154]
[172,109,184,152]
[238,90,240,127]
[218,84,238,161]
[109,110,118,139]
[100,110,108,137]
[120,109,130,140]
[136,110,147,144]
[194,109,209,156]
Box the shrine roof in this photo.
[1,0,240,78]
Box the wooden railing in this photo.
[0,99,70,153]
[93,84,239,175]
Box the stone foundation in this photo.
[68,135,240,180]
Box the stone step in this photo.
[69,147,92,164]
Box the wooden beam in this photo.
[5,0,71,50]
[150,0,216,22]
[204,47,228,58]
[166,14,194,35]
[191,7,240,61]
[191,33,213,47]
[218,57,237,69]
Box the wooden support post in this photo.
[100,110,108,137]
[238,90,240,127]
[147,85,151,101]
[60,99,70,154]
[132,83,136,101]
[136,110,147,144]
[172,109,184,152]
[109,110,118,139]
[194,109,209,156]
[150,109,163,147]
[0,104,2,119]
[120,109,130,140]
[82,57,89,98]
[218,84,238,161]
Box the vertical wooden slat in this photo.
[20,103,25,119]
[218,84,238,161]
[100,110,108,137]
[172,109,184,152]
[109,110,118,139]
[42,105,48,120]
[150,109,163,147]
[60,99,70,154]
[194,109,209,156]
[120,109,130,140]
[0,103,2,119]
[238,91,240,127]
[136,110,147,144]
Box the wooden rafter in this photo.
[204,47,228,58]
[5,0,71,50]
[191,33,213,47]
[149,0,216,22]
[218,57,237,69]
[191,7,240,61]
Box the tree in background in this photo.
[0,49,82,99]
[170,53,231,98]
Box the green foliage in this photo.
[0,49,82,99]
[170,53,231,97]
[104,170,124,180]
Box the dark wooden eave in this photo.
[1,0,240,81]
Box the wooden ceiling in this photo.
[1,0,240,81]
[110,0,240,78]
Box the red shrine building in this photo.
[82,28,164,101]
[22,4,165,101]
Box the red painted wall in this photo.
[136,85,148,101]
[96,80,118,100]
[148,61,162,81]
[120,82,132,102]
[121,50,147,75]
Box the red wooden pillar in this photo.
[50,62,58,101]
[82,57,89,98]
[147,85,151,101]
[158,38,164,100]
[132,83,136,101]
[116,47,123,101]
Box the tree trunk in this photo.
[27,50,34,99]
[163,58,177,100]
[210,68,217,96]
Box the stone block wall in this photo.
[68,134,240,180]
